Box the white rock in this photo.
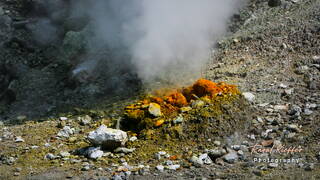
[45,153,56,160]
[173,116,184,124]
[87,125,128,149]
[190,156,203,167]
[129,136,137,142]
[59,117,68,121]
[156,165,164,172]
[268,163,278,168]
[15,136,24,143]
[242,92,255,102]
[199,153,213,165]
[167,164,180,170]
[214,140,221,146]
[87,147,104,159]
[60,151,70,157]
[57,126,74,137]
[279,83,288,88]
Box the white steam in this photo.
[32,0,246,85]
[84,0,245,83]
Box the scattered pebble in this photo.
[114,147,135,154]
[268,163,278,168]
[129,136,137,142]
[242,92,255,102]
[15,136,24,143]
[173,115,184,124]
[223,152,238,163]
[167,164,180,170]
[156,165,164,172]
[45,153,56,160]
[59,117,68,121]
[57,126,74,138]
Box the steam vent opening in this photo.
[1,0,319,179]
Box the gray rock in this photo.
[87,125,128,149]
[288,105,302,116]
[199,153,213,165]
[190,156,203,167]
[242,92,255,102]
[208,148,227,158]
[57,126,74,138]
[231,145,241,151]
[304,108,313,115]
[87,147,104,159]
[114,147,135,154]
[223,152,238,163]
[305,163,314,171]
[45,153,56,160]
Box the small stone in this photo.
[165,160,173,166]
[287,132,296,139]
[13,172,20,176]
[180,106,192,112]
[199,153,213,165]
[231,145,241,151]
[60,151,70,158]
[44,143,51,147]
[190,156,203,167]
[287,124,300,132]
[148,103,162,117]
[81,166,90,171]
[59,117,68,121]
[191,100,205,108]
[304,109,313,115]
[31,146,39,149]
[87,125,128,149]
[268,163,278,168]
[288,105,302,116]
[114,147,135,154]
[305,163,314,171]
[156,165,164,172]
[77,115,92,125]
[273,105,288,111]
[279,83,287,88]
[15,168,22,172]
[237,150,244,156]
[45,153,56,160]
[213,140,221,146]
[242,92,255,102]
[57,126,74,138]
[129,136,137,142]
[223,152,238,163]
[86,147,104,159]
[15,136,24,143]
[167,164,180,170]
[208,148,227,158]
[173,115,184,124]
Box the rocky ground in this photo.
[0,0,320,179]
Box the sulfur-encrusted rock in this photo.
[148,103,162,117]
[87,125,128,150]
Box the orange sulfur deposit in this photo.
[124,79,240,129]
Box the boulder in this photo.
[87,125,128,149]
